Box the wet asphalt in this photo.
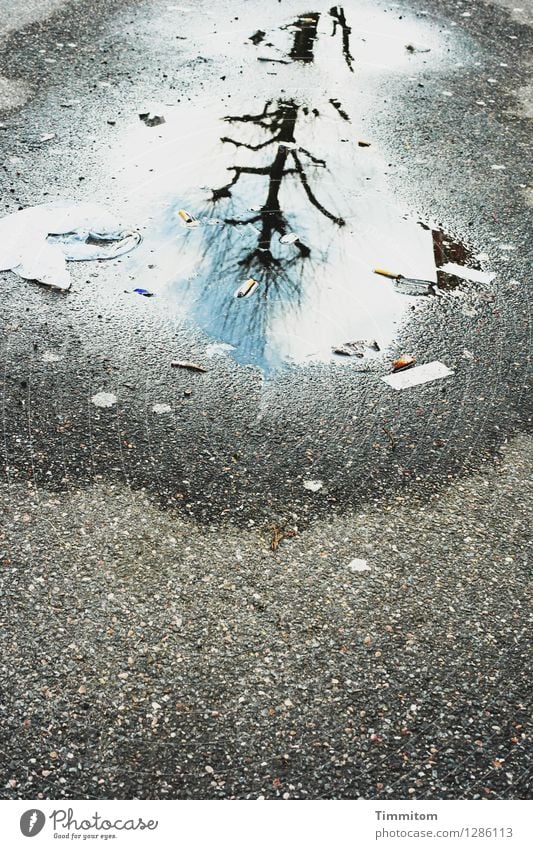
[0,0,531,800]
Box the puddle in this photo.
[102,4,480,373]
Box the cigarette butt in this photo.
[177,209,197,225]
[373,268,399,279]
[235,277,259,298]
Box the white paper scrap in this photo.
[347,559,370,572]
[303,480,323,492]
[440,263,495,285]
[91,392,118,408]
[382,361,454,390]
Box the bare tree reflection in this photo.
[288,13,320,63]
[329,6,355,72]
[177,98,348,368]
[253,7,355,71]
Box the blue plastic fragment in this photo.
[133,287,154,297]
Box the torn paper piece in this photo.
[382,361,454,390]
[205,342,235,358]
[347,559,370,572]
[440,263,495,285]
[303,480,323,492]
[91,391,118,408]
[0,202,140,290]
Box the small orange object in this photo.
[177,209,198,226]
[374,267,399,279]
[392,355,416,372]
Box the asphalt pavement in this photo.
[0,0,531,799]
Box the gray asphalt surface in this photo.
[0,0,531,800]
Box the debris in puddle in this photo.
[333,339,380,357]
[177,209,199,227]
[373,268,400,279]
[249,30,266,45]
[50,229,141,261]
[39,133,56,143]
[332,341,365,358]
[357,140,371,147]
[347,558,371,572]
[303,480,323,492]
[257,56,290,64]
[405,43,431,53]
[133,287,154,297]
[235,277,259,299]
[382,361,454,390]
[91,391,118,408]
[392,355,416,372]
[394,277,433,295]
[152,403,172,414]
[279,232,299,244]
[0,202,140,290]
[139,106,165,127]
[373,268,433,296]
[171,360,207,373]
[439,263,495,285]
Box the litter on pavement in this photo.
[133,287,154,297]
[171,360,207,373]
[91,391,118,408]
[392,354,416,372]
[439,262,496,284]
[347,558,371,572]
[382,361,454,390]
[303,479,323,492]
[0,201,141,291]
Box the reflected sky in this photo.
[106,3,454,372]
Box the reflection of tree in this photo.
[212,99,345,260]
[177,8,355,368]
[256,7,354,71]
[288,13,320,63]
[178,98,347,368]
[329,5,355,72]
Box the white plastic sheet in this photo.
[0,201,141,291]
[381,361,454,390]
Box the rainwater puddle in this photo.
[106,4,479,372]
